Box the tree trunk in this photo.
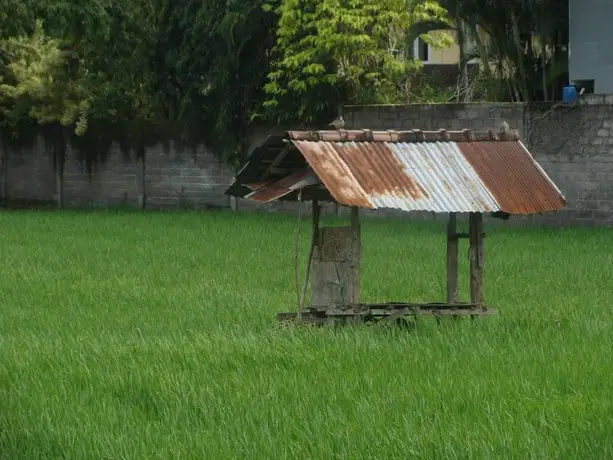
[541,45,549,101]
[471,24,492,81]
[446,213,458,303]
[469,213,484,306]
[455,18,469,102]
[510,11,530,101]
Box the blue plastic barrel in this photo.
[562,85,577,103]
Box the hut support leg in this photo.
[446,212,458,303]
[469,212,484,306]
[349,206,360,305]
[299,199,320,316]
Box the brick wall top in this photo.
[579,94,613,106]
[343,102,525,135]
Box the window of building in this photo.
[414,37,430,63]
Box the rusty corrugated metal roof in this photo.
[244,170,319,203]
[457,141,566,214]
[226,129,566,215]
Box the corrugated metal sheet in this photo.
[227,129,566,215]
[244,170,319,202]
[295,140,502,213]
[457,141,567,214]
[388,142,500,213]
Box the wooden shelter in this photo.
[226,127,566,324]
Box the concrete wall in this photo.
[1,141,235,210]
[569,0,613,93]
[2,96,613,227]
[525,96,613,226]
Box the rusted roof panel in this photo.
[457,141,567,214]
[294,140,500,213]
[244,170,319,203]
[291,141,372,208]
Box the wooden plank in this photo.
[262,145,291,179]
[310,212,360,307]
[308,302,481,312]
[446,212,458,303]
[469,212,484,305]
[277,308,496,321]
[369,308,495,316]
[349,206,360,305]
[299,199,320,315]
[380,308,411,323]
[276,312,329,325]
[324,307,494,316]
[310,227,354,306]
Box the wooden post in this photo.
[349,206,360,305]
[469,212,484,305]
[446,212,458,303]
[312,199,321,241]
[299,199,321,314]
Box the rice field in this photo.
[1,209,612,459]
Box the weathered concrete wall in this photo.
[3,143,56,203]
[345,102,526,137]
[2,96,613,227]
[1,141,235,210]
[525,95,613,226]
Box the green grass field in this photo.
[1,210,612,459]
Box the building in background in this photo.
[412,23,483,89]
[569,0,613,93]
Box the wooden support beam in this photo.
[457,232,485,239]
[299,199,321,316]
[262,145,291,180]
[469,212,484,306]
[446,212,458,303]
[312,198,321,239]
[349,206,361,305]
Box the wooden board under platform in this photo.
[277,302,496,326]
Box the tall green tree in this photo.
[152,0,276,164]
[261,0,451,123]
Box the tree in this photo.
[438,0,569,102]
[152,0,276,165]
[0,20,89,135]
[261,0,452,123]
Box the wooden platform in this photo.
[277,302,496,325]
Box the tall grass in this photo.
[0,210,612,459]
